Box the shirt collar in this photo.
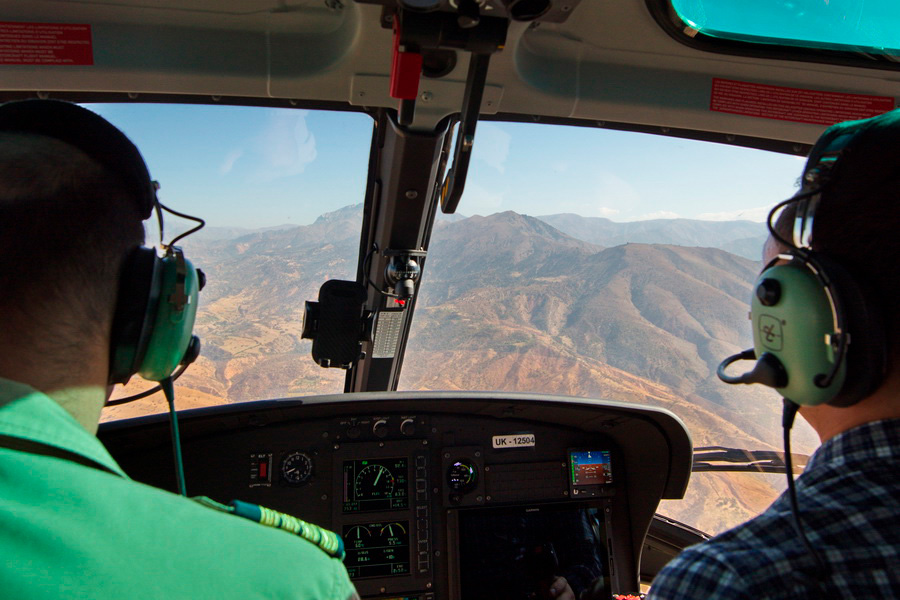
[0,377,127,477]
[806,418,900,470]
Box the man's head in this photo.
[763,109,900,439]
[0,102,146,390]
[770,110,900,350]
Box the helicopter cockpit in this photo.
[2,0,896,597]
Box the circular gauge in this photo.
[355,464,395,499]
[447,460,478,492]
[345,525,372,541]
[379,522,407,537]
[281,452,313,485]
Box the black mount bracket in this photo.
[301,280,374,369]
[383,248,427,301]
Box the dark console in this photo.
[99,392,691,599]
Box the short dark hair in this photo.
[0,132,145,346]
[813,180,900,301]
[774,173,900,347]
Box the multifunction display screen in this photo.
[457,505,610,600]
[569,450,612,486]
[342,458,409,513]
[343,521,411,579]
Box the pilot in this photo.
[0,100,359,599]
[647,110,900,598]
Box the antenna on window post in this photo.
[438,51,491,214]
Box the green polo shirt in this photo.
[0,378,357,599]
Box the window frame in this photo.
[645,0,900,72]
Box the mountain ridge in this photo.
[536,213,767,260]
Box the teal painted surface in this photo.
[670,0,900,55]
[0,379,356,600]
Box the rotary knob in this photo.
[373,419,389,438]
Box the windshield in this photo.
[101,105,818,535]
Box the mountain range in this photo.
[106,204,814,534]
[535,213,767,260]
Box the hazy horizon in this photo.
[88,103,805,229]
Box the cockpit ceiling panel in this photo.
[0,3,365,99]
[0,1,896,143]
[0,0,351,31]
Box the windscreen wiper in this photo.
[692,446,810,474]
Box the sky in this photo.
[88,103,806,229]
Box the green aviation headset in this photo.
[719,110,896,407]
[0,99,203,386]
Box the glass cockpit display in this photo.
[569,450,612,487]
[343,521,411,579]
[568,450,613,499]
[569,450,612,486]
[342,458,409,513]
[457,504,610,600]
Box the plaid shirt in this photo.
[647,418,900,599]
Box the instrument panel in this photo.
[99,392,692,599]
[332,439,431,589]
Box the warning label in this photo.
[0,22,93,66]
[711,78,894,126]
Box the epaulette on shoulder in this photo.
[193,496,345,560]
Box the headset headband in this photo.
[0,99,156,219]
[793,110,900,249]
[793,133,855,248]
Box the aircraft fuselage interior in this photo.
[2,0,897,597]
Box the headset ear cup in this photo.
[752,261,844,406]
[138,248,200,382]
[813,253,888,407]
[109,247,162,385]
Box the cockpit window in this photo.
[100,104,817,536]
[400,121,819,535]
[667,0,900,57]
[102,104,372,420]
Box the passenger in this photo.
[648,110,900,598]
[0,100,358,599]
